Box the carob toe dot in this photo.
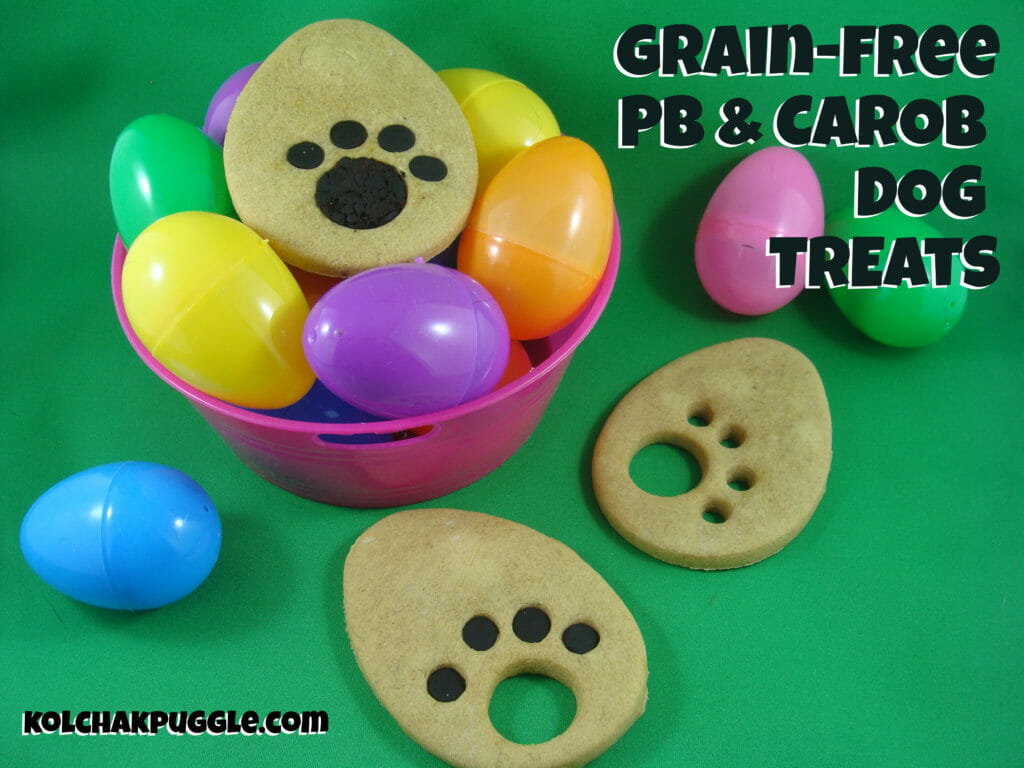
[287,141,324,169]
[426,666,466,702]
[410,155,448,182]
[562,622,601,654]
[462,616,499,651]
[331,120,368,149]
[378,124,416,152]
[512,606,551,643]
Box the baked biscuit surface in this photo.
[343,508,648,768]
[224,19,477,276]
[592,337,832,570]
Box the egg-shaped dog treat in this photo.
[344,508,648,768]
[224,19,478,277]
[592,338,832,570]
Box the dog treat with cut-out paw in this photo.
[343,508,647,768]
[224,19,477,277]
[592,337,832,570]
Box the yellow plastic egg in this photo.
[438,67,560,194]
[122,211,314,408]
[457,135,613,340]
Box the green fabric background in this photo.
[3,0,1021,765]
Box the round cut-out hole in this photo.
[629,442,702,497]
[489,674,576,745]
[702,507,728,524]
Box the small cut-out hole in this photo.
[727,473,753,492]
[720,427,745,448]
[702,506,728,524]
[629,442,702,497]
[489,674,576,745]
[688,407,712,427]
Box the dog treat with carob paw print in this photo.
[224,19,477,277]
[343,508,647,768]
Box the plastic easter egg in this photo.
[457,135,613,340]
[110,114,236,246]
[438,67,560,194]
[827,208,968,347]
[496,339,533,388]
[202,61,260,145]
[428,237,460,269]
[20,462,221,610]
[251,380,390,444]
[303,261,510,418]
[695,146,824,315]
[288,264,341,308]
[122,211,315,408]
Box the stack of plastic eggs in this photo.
[693,146,967,347]
[110,64,615,427]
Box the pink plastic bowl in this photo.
[111,220,619,508]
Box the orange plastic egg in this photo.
[457,135,613,340]
[288,264,341,307]
[496,339,533,388]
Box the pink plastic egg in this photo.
[694,146,823,315]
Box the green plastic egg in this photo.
[110,114,236,246]
[827,208,968,347]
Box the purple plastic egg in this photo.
[202,62,260,145]
[694,146,823,315]
[303,262,510,419]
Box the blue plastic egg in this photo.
[250,380,391,444]
[20,462,222,610]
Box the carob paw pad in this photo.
[592,337,832,570]
[343,508,647,768]
[224,19,477,277]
